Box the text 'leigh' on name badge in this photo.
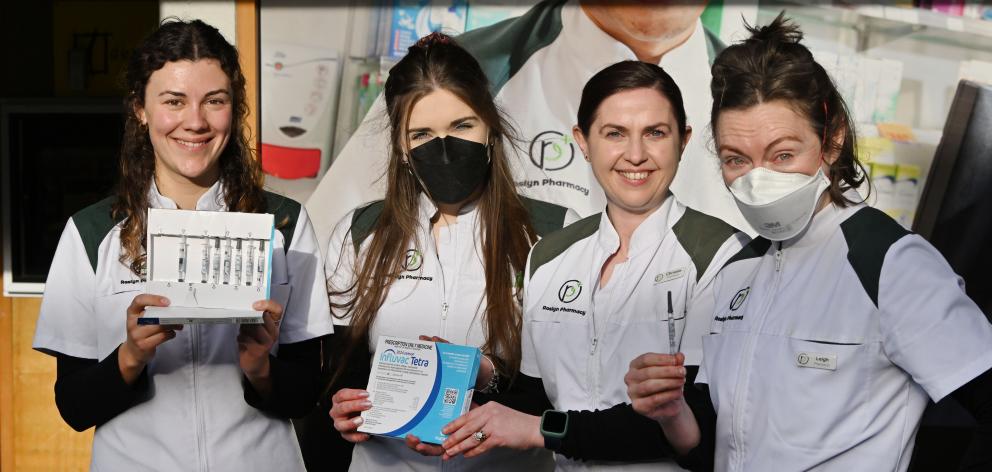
[796,352,837,371]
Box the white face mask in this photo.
[728,167,831,241]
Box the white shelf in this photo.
[768,1,992,50]
[847,4,992,39]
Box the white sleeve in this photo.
[306,96,390,256]
[695,357,709,386]
[33,220,99,359]
[278,205,334,344]
[519,246,541,378]
[691,274,719,386]
[324,209,361,327]
[879,235,992,402]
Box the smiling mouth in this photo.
[174,137,212,151]
[618,170,651,181]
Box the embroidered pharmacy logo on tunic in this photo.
[729,287,750,311]
[558,280,582,303]
[403,249,423,271]
[715,287,750,323]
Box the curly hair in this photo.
[114,18,265,275]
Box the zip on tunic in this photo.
[191,324,207,472]
[731,241,783,470]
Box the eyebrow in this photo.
[407,115,478,134]
[157,89,231,98]
[598,122,672,133]
[718,135,803,155]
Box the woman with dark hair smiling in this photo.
[32,19,332,471]
[439,60,746,472]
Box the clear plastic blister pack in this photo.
[141,208,275,325]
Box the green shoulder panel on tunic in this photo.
[722,237,772,270]
[840,206,911,307]
[264,191,302,251]
[349,200,386,254]
[529,213,601,278]
[520,196,569,238]
[71,196,122,273]
[456,0,566,96]
[672,207,739,281]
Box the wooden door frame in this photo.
[236,0,260,156]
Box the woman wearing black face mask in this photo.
[298,33,577,472]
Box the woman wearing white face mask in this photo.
[624,14,992,471]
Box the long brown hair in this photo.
[710,12,868,206]
[114,18,265,275]
[329,33,536,384]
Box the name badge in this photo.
[654,267,687,285]
[796,352,837,371]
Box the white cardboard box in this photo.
[140,208,275,324]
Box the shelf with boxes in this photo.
[777,0,992,51]
[760,2,992,229]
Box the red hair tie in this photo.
[414,31,452,49]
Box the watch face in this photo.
[543,410,568,434]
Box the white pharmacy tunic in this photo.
[33,181,334,471]
[326,194,576,472]
[697,198,992,471]
[522,196,746,471]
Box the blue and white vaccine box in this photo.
[359,336,481,445]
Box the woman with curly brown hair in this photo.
[32,19,332,471]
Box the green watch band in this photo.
[540,409,569,450]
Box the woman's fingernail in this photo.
[352,417,364,426]
[361,401,372,408]
[680,367,686,376]
[161,297,170,305]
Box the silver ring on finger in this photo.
[473,430,488,442]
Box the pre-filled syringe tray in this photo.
[140,208,275,325]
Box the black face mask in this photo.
[408,135,490,204]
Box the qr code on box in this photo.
[443,388,459,405]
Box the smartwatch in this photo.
[539,409,569,450]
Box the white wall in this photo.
[160,0,237,44]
